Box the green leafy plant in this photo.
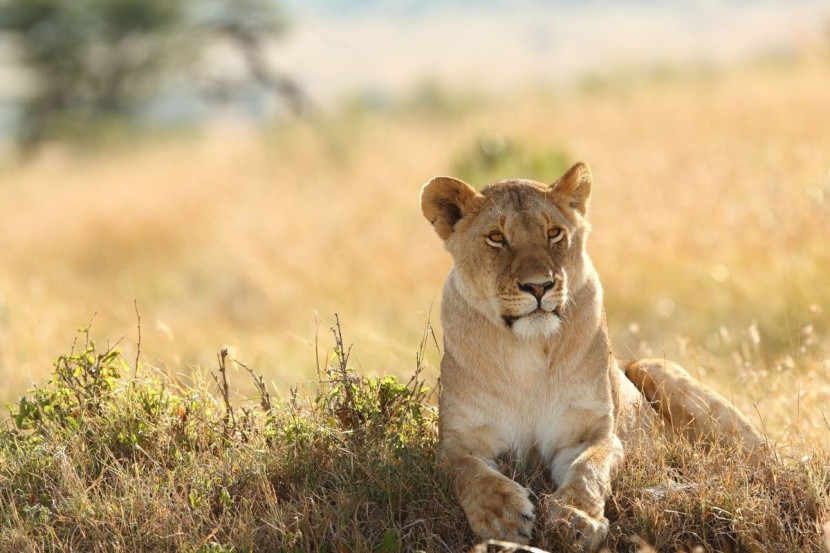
[10,326,125,432]
[451,132,572,186]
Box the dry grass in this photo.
[0,325,827,552]
[0,49,829,551]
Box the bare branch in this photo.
[133,300,141,378]
[215,347,235,433]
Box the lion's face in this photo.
[421,163,593,339]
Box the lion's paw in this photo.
[541,496,609,552]
[460,473,535,543]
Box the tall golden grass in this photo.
[1,54,828,452]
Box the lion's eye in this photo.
[548,228,566,245]
[486,231,506,248]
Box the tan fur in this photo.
[420,163,767,551]
[623,359,768,465]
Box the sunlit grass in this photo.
[0,326,827,551]
[0,54,828,454]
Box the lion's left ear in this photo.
[550,162,592,216]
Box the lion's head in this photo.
[421,162,594,339]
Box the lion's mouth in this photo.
[502,307,561,328]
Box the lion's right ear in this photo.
[420,176,481,241]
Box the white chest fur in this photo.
[502,349,574,455]
[457,340,601,468]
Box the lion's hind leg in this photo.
[623,359,768,464]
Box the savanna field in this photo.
[1,52,829,551]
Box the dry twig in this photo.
[234,357,271,412]
[133,300,141,378]
[214,347,236,433]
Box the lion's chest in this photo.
[488,347,603,463]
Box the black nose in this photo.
[518,280,554,301]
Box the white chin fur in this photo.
[512,312,562,339]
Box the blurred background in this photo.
[0,0,829,446]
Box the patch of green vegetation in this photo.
[451,132,572,187]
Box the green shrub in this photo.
[451,132,572,187]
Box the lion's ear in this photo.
[550,162,592,216]
[421,176,481,240]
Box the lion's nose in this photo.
[518,280,554,300]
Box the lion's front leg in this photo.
[542,425,623,552]
[441,444,536,543]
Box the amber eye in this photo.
[486,231,506,248]
[548,228,566,245]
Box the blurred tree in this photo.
[201,0,309,117]
[0,0,187,149]
[0,0,307,151]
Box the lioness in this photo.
[421,162,766,551]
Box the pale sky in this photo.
[275,1,830,104]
